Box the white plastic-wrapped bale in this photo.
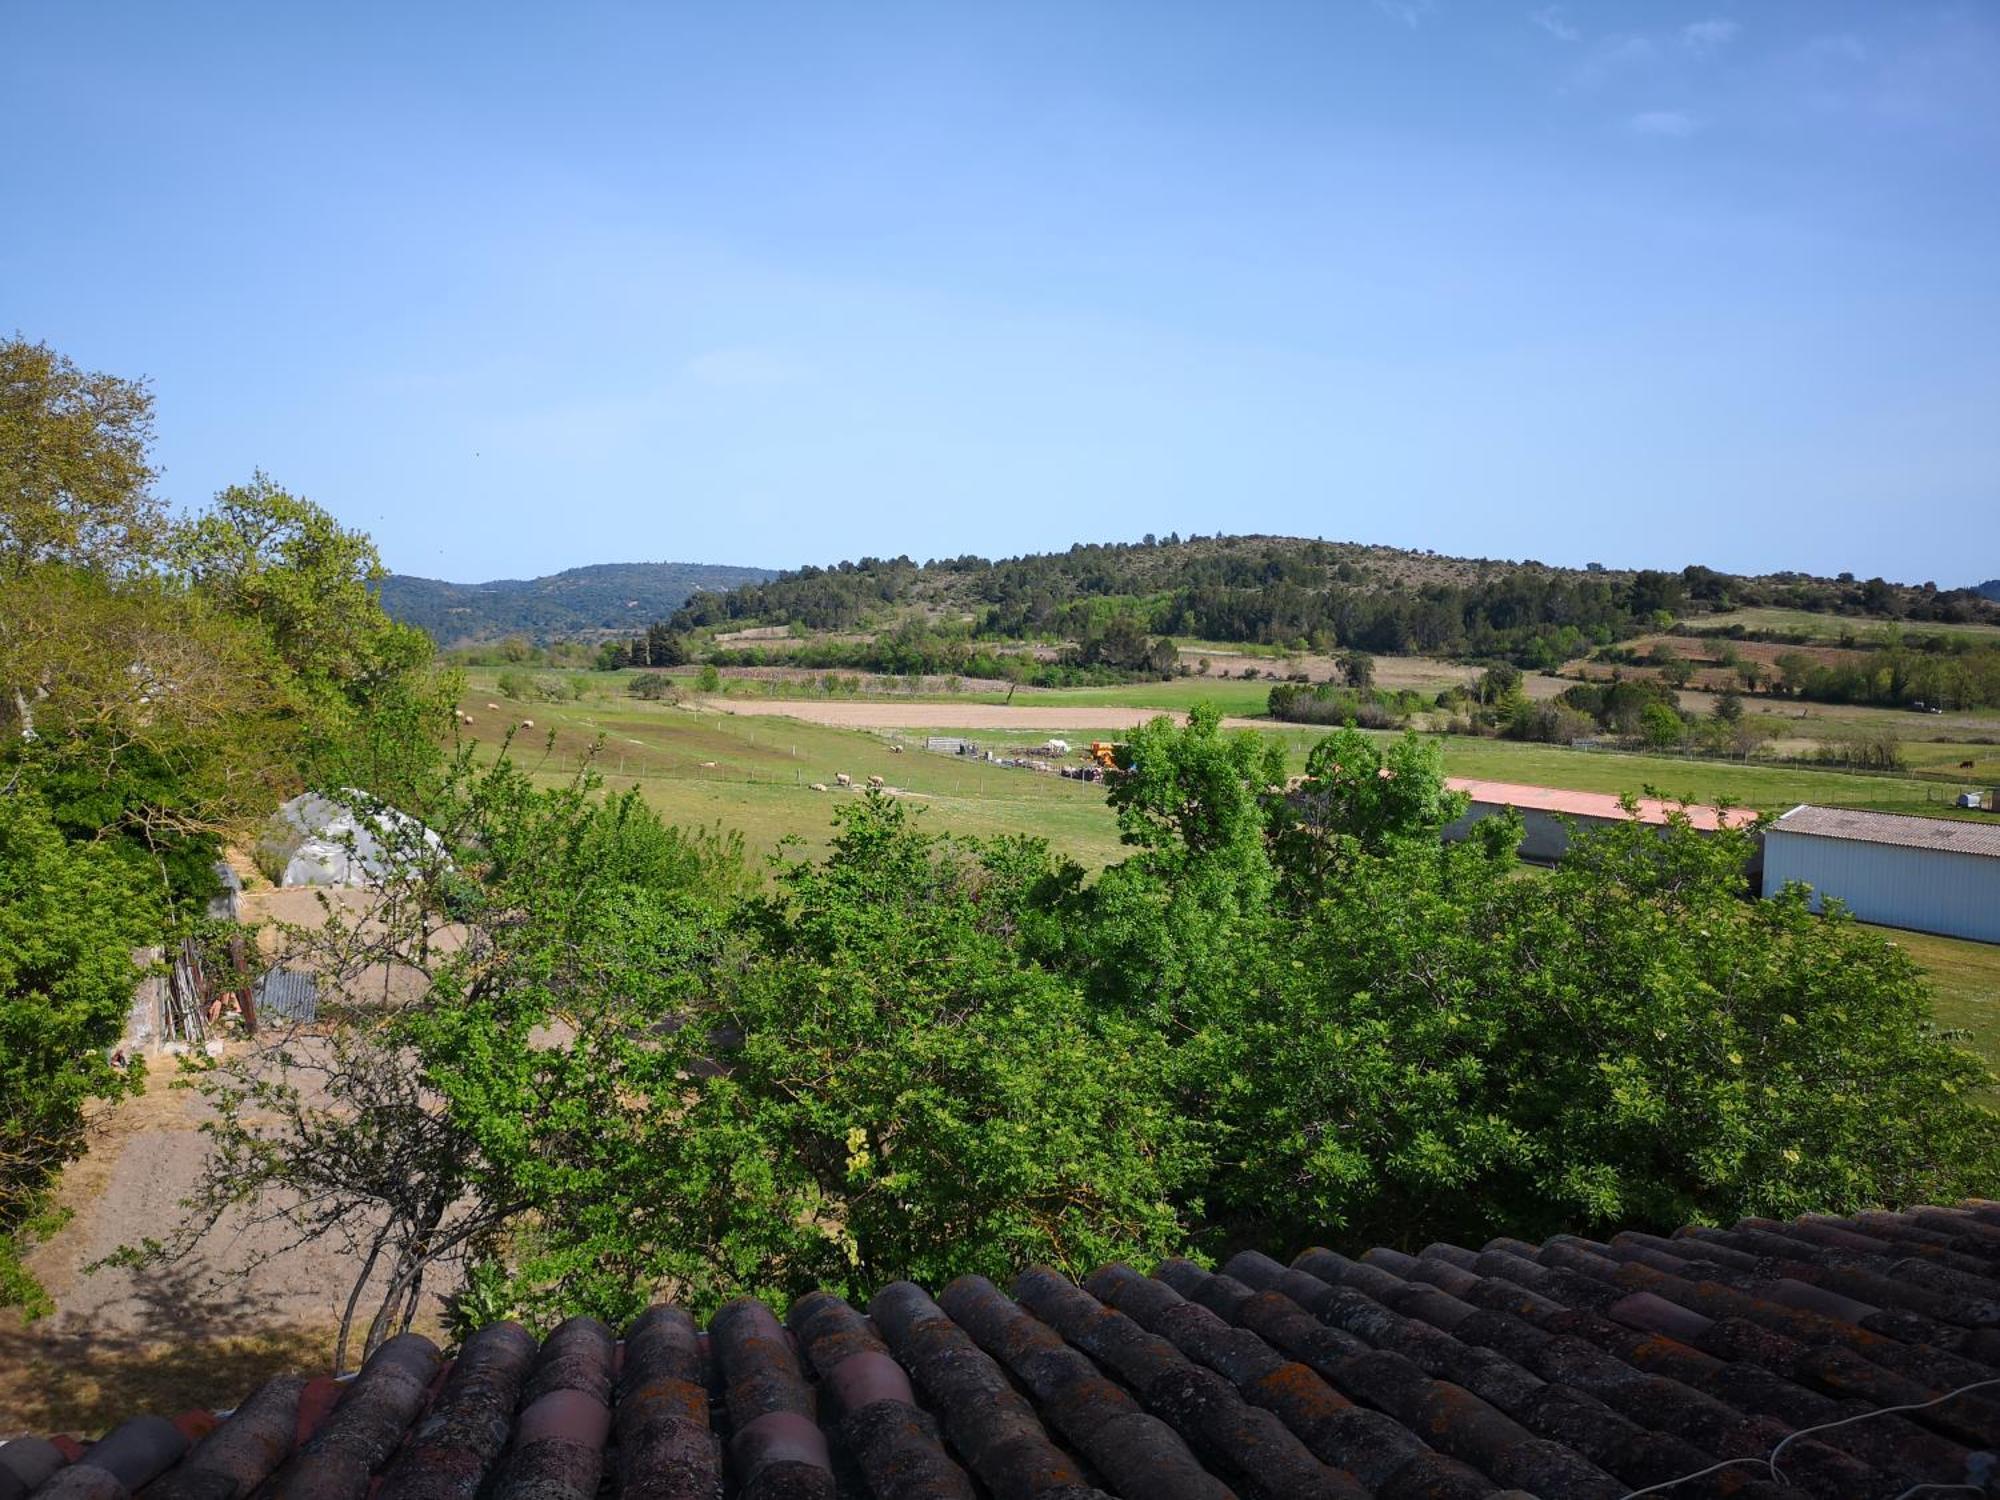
[255,790,446,888]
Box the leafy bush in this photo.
[0,787,151,1309]
[1266,681,1406,728]
[628,672,679,701]
[1505,700,1594,743]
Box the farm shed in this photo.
[1762,804,2000,943]
[1441,777,1757,865]
[15,1201,2000,1497]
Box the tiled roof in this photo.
[1768,805,2000,860]
[8,1205,2000,1500]
[1445,780,1760,833]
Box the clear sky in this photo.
[6,2,1997,585]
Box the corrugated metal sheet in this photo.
[1768,803,2000,858]
[1763,822,2000,943]
[254,968,319,1024]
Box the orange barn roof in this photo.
[1447,778,1758,832]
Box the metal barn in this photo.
[1762,805,2000,943]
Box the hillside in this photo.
[1979,579,2000,603]
[379,561,777,644]
[662,535,2000,667]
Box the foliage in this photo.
[0,336,161,577]
[1266,680,1413,728]
[628,672,680,701]
[1123,721,1997,1249]
[0,337,450,1314]
[1557,676,1683,738]
[646,799,1192,1310]
[171,474,455,800]
[153,688,2000,1354]
[3,567,302,905]
[666,535,1999,666]
[147,753,750,1366]
[0,787,151,1309]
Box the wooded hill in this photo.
[665,534,2000,668]
[379,561,776,645]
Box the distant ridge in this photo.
[1978,579,2000,603]
[378,561,777,645]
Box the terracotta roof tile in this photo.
[12,1207,2000,1500]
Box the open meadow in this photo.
[1880,927,2000,1072]
[1695,606,2000,644]
[457,683,1131,867]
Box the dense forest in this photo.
[665,536,2000,668]
[379,561,775,645]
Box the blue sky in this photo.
[6,3,1997,585]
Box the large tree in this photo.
[0,335,161,579]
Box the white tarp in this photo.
[258,790,443,887]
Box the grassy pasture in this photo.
[467,667,1993,825]
[1867,927,2000,1074]
[457,689,1126,867]
[1693,607,2000,644]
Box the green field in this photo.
[1423,736,1990,817]
[890,718,1991,819]
[1867,927,2000,1072]
[1009,678,1279,713]
[1694,606,2000,644]
[460,693,1127,867]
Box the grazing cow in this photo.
[1963,760,1977,770]
[889,743,903,753]
[521,718,534,728]
[486,702,499,710]
[867,774,885,787]
[699,760,719,769]
[835,772,852,787]
[809,782,828,792]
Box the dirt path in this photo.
[1,1044,452,1434]
[697,700,1271,731]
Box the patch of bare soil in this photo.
[698,700,1206,730]
[1,1052,452,1435]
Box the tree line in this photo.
[660,537,1998,668]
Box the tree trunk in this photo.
[336,1225,391,1376]
[363,1238,419,1361]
